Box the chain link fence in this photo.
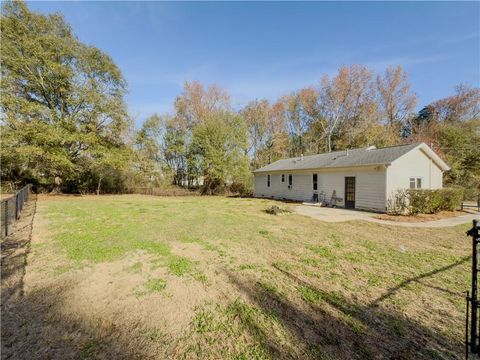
[1,184,32,239]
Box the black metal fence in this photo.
[0,184,32,239]
[466,219,480,358]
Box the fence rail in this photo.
[1,184,32,239]
[462,194,480,212]
[128,187,197,197]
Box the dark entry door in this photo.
[344,177,355,209]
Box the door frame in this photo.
[344,177,356,209]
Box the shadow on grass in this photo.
[1,197,149,359]
[1,197,466,359]
[225,265,463,360]
[1,280,154,359]
[370,256,470,307]
[1,196,37,305]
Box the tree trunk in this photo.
[51,176,62,194]
[96,176,102,195]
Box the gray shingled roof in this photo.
[254,143,422,173]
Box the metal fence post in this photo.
[15,193,18,220]
[472,219,478,354]
[5,199,8,237]
[467,219,480,355]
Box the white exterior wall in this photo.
[386,147,444,201]
[254,173,312,202]
[254,166,388,212]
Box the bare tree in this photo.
[240,99,270,168]
[258,100,289,164]
[174,81,231,128]
[305,65,378,152]
[431,84,480,123]
[279,92,310,156]
[376,65,417,138]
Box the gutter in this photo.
[253,163,391,174]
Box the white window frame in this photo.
[267,174,271,187]
[281,174,285,183]
[409,177,423,189]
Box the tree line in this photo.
[2,1,479,197]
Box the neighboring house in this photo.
[253,143,450,212]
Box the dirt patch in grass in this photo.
[374,210,468,222]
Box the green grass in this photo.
[307,245,336,259]
[145,278,167,292]
[299,285,323,304]
[74,339,101,360]
[38,195,471,359]
[134,277,167,298]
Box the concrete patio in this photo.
[295,204,479,228]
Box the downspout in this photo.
[384,164,390,213]
[429,158,432,188]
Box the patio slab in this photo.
[294,205,479,228]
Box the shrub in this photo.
[439,188,464,211]
[388,188,464,215]
[387,189,408,215]
[229,182,253,197]
[406,189,443,214]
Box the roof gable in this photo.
[390,143,450,171]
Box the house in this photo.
[253,143,450,213]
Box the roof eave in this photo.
[417,143,450,171]
[253,163,391,174]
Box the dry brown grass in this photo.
[1,195,471,359]
[375,210,468,222]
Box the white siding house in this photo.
[253,143,450,213]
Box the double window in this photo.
[409,177,422,189]
[313,174,318,190]
[288,174,293,187]
[281,174,285,183]
[267,174,271,187]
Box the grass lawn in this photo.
[13,195,471,359]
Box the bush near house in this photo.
[388,188,464,215]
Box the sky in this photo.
[27,1,480,127]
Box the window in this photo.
[281,174,285,182]
[409,177,422,189]
[288,174,293,186]
[313,174,318,190]
[267,174,270,187]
